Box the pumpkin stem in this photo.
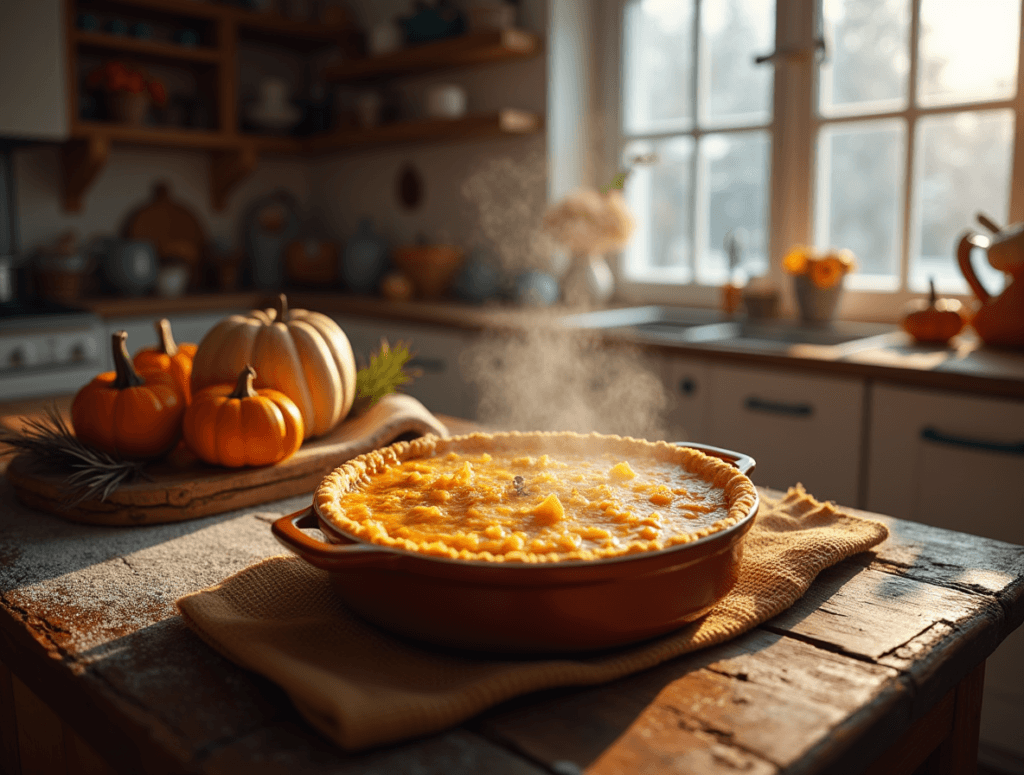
[155,318,178,356]
[275,293,288,322]
[111,331,145,390]
[928,277,937,306]
[230,365,259,400]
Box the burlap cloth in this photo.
[176,485,889,751]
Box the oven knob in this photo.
[70,343,86,362]
[9,348,26,368]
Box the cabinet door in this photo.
[0,0,67,140]
[865,384,1024,543]
[865,384,1024,761]
[705,364,864,505]
[663,356,710,444]
[333,316,476,419]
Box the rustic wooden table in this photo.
[1,468,1021,775]
[2,400,1023,775]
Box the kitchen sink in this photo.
[561,305,900,355]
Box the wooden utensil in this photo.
[124,182,207,289]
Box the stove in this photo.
[0,299,105,401]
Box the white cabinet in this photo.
[865,384,1024,541]
[704,364,865,505]
[0,0,68,140]
[662,355,711,444]
[332,315,476,419]
[865,383,1024,761]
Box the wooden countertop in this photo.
[77,294,1024,400]
[0,477,1022,774]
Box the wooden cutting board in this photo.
[124,182,207,287]
[5,393,449,527]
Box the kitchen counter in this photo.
[0,473,1022,774]
[80,294,1024,399]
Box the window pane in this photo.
[697,131,770,284]
[622,0,694,134]
[700,0,774,126]
[622,138,695,281]
[819,0,910,116]
[815,120,904,287]
[918,0,1020,107]
[911,110,1012,293]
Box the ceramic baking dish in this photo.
[272,441,758,655]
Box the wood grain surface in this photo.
[0,481,1020,775]
[4,392,449,526]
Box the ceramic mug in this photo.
[425,84,467,119]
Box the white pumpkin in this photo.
[190,295,357,439]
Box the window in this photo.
[608,0,1022,316]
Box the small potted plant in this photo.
[782,246,857,323]
[86,61,167,126]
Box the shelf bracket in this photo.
[210,145,258,212]
[61,136,109,212]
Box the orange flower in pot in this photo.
[86,61,167,125]
[133,318,198,403]
[183,365,304,468]
[783,246,857,323]
[71,331,185,459]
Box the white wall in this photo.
[14,145,311,253]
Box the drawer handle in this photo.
[407,357,446,374]
[920,427,1024,456]
[744,396,813,417]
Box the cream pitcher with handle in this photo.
[956,213,1024,349]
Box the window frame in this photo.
[601,0,1024,322]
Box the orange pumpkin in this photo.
[902,279,967,344]
[184,365,304,468]
[71,331,185,459]
[190,294,356,440]
[133,318,197,403]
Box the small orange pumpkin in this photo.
[72,331,185,459]
[183,365,303,468]
[902,278,967,344]
[133,318,197,403]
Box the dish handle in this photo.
[272,507,400,570]
[675,442,756,476]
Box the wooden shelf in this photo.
[230,9,357,48]
[323,29,541,83]
[73,29,222,63]
[242,134,305,155]
[78,0,224,22]
[64,0,540,212]
[72,121,234,149]
[305,110,543,153]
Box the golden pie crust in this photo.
[314,432,758,563]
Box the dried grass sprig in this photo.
[0,405,149,507]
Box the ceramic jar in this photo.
[341,219,389,294]
[794,273,843,323]
[96,238,159,297]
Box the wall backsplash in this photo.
[14,145,311,255]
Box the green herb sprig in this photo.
[352,339,421,414]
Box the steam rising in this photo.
[460,327,669,440]
[461,151,554,274]
[458,154,669,441]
